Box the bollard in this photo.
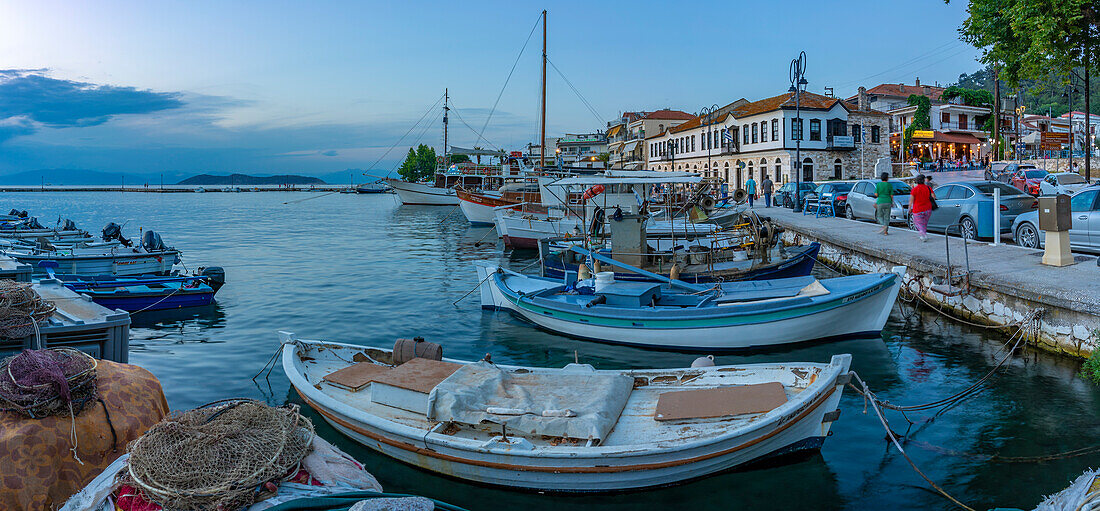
[992,187,1000,246]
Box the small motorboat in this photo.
[4,226,180,277]
[282,334,852,492]
[356,180,390,194]
[45,265,225,312]
[477,246,904,351]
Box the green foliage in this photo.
[942,86,994,106]
[596,153,610,164]
[958,0,1099,87]
[449,154,470,164]
[397,144,438,182]
[953,65,1100,117]
[1080,337,1100,385]
[902,95,932,157]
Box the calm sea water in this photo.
[6,191,1099,510]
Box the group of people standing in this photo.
[742,175,774,208]
[870,172,935,241]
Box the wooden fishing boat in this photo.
[477,247,904,350]
[541,242,821,284]
[457,183,541,226]
[281,334,853,491]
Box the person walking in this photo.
[910,174,935,242]
[871,172,894,235]
[761,175,774,208]
[745,176,757,208]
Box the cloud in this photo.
[320,149,338,157]
[0,69,184,142]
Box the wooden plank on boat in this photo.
[372,357,462,394]
[653,382,787,421]
[322,362,392,392]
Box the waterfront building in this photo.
[523,137,560,167]
[605,112,647,170]
[1060,111,1100,152]
[555,133,607,169]
[646,91,890,187]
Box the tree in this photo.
[397,144,438,182]
[902,95,932,159]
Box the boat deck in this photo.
[299,344,820,452]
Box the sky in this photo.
[0,0,985,179]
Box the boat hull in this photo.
[478,265,902,351]
[457,190,519,226]
[495,211,582,249]
[542,243,821,283]
[387,179,459,206]
[283,339,851,492]
[84,290,214,312]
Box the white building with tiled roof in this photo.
[646,91,890,188]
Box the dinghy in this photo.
[51,271,224,312]
[477,247,904,350]
[3,229,180,276]
[281,334,853,492]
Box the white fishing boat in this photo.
[2,230,180,276]
[476,247,905,350]
[386,178,460,206]
[281,333,853,492]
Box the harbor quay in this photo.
[764,206,1100,357]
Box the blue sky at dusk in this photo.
[0,1,982,179]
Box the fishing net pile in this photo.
[0,280,55,339]
[0,347,98,418]
[123,400,315,511]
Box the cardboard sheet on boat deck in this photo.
[371,358,462,394]
[427,361,633,442]
[322,362,392,391]
[653,382,787,421]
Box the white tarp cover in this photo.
[427,362,634,441]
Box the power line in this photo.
[833,41,967,88]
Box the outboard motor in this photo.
[102,222,132,246]
[60,219,77,232]
[141,230,165,252]
[24,217,43,230]
[200,266,226,292]
[7,209,18,217]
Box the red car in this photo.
[1010,168,1048,196]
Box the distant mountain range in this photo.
[177,173,326,185]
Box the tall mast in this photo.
[443,88,450,165]
[540,10,547,168]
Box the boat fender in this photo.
[580,184,605,201]
[393,337,443,365]
[585,295,606,308]
[691,355,715,368]
[577,264,591,281]
[670,263,681,281]
[592,259,601,274]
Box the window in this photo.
[792,119,803,140]
[941,112,950,125]
[752,123,758,143]
[809,119,821,141]
[852,125,861,143]
[772,119,778,140]
[959,114,968,130]
[802,157,814,180]
[833,158,842,179]
[760,124,767,143]
[743,125,749,145]
[1071,190,1098,212]
[871,126,881,143]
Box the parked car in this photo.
[1039,172,1089,196]
[1009,168,1049,195]
[774,181,817,208]
[986,162,1040,184]
[917,181,1037,239]
[1012,186,1100,252]
[811,182,854,211]
[844,179,912,224]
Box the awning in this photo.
[449,146,506,157]
[932,132,982,144]
[549,173,702,187]
[621,140,640,153]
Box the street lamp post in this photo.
[789,51,808,212]
[699,104,720,189]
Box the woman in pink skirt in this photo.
[910,174,934,242]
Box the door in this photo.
[927,185,959,232]
[851,182,873,219]
[1069,190,1099,248]
[1090,194,1100,249]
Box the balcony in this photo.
[941,121,985,132]
[827,135,855,150]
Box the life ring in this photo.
[581,185,605,201]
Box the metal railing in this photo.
[940,121,981,131]
[942,222,972,293]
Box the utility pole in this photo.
[993,67,1001,161]
[539,10,547,169]
[1086,54,1092,181]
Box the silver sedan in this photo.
[1012,186,1100,252]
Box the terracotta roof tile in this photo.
[857,83,945,102]
[642,109,694,120]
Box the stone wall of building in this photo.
[1017,157,1100,174]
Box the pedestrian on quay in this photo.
[745,175,757,208]
[761,174,774,208]
[872,172,894,235]
[910,174,935,242]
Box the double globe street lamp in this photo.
[789,51,808,212]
